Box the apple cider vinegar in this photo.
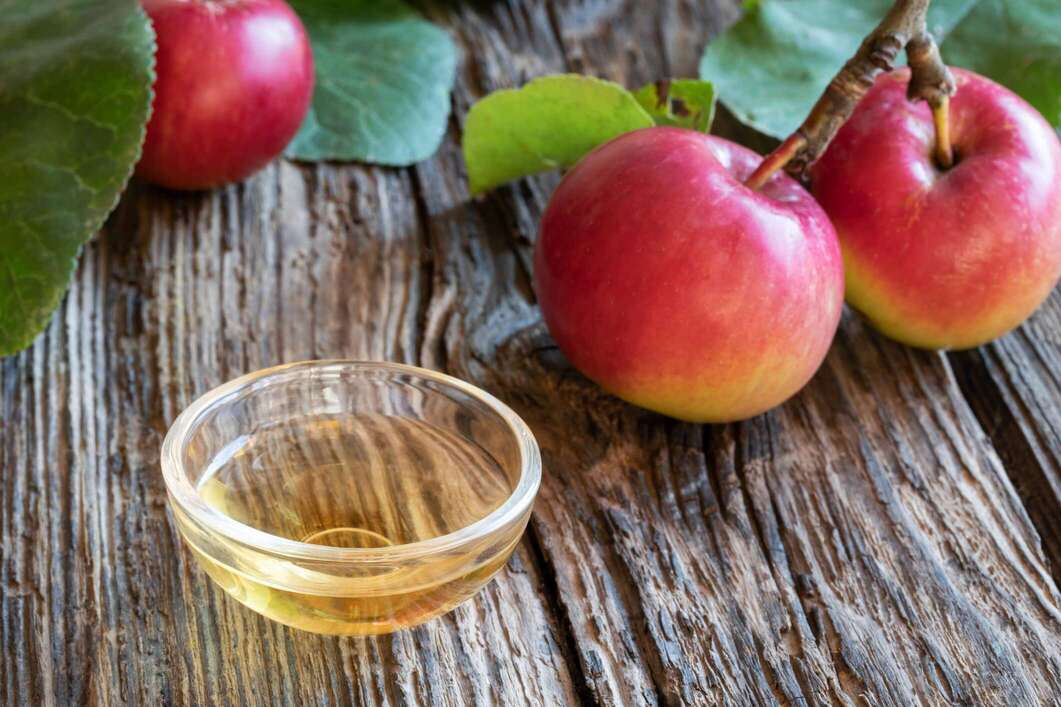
[162,361,540,636]
[183,413,517,634]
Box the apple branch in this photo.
[744,0,956,190]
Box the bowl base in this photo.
[189,543,513,635]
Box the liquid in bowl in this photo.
[162,362,540,635]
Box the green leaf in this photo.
[632,79,716,132]
[699,0,979,138]
[0,0,155,355]
[462,75,654,195]
[285,0,458,166]
[943,1,1061,127]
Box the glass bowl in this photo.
[160,360,541,635]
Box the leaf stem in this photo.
[743,0,956,190]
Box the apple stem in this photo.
[744,135,806,191]
[907,31,956,169]
[743,0,957,191]
[931,95,954,169]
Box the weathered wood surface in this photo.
[952,289,1061,583]
[3,1,1061,705]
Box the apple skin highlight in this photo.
[535,128,844,423]
[812,68,1061,350]
[137,0,315,190]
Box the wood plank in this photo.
[951,290,1061,580]
[2,1,1061,705]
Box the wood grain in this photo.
[3,1,1061,705]
[951,290,1061,582]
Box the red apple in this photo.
[811,68,1061,349]
[137,0,315,190]
[535,127,844,422]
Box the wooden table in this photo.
[4,1,1061,704]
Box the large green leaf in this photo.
[0,0,155,355]
[943,1,1061,127]
[285,0,458,165]
[699,0,980,139]
[462,75,655,195]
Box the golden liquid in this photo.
[188,414,517,635]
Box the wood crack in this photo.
[522,523,598,707]
[728,420,824,707]
[407,164,441,369]
[949,345,1061,584]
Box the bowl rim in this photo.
[160,360,541,564]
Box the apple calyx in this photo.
[744,0,955,190]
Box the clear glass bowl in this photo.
[161,361,541,635]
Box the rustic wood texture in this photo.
[3,1,1061,705]
[951,290,1061,584]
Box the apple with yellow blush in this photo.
[812,68,1061,350]
[534,127,844,422]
